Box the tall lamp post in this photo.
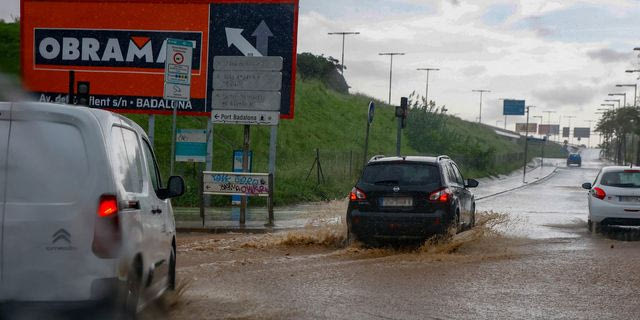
[327,32,360,74]
[564,115,576,145]
[585,120,595,148]
[616,84,637,107]
[523,105,534,183]
[533,115,545,170]
[604,99,621,109]
[543,110,557,140]
[472,89,491,124]
[379,52,406,104]
[608,93,627,109]
[416,67,439,107]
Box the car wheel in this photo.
[346,219,358,246]
[470,207,476,229]
[168,245,176,291]
[588,220,601,233]
[450,210,461,234]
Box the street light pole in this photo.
[472,89,491,124]
[585,120,595,148]
[523,105,534,183]
[616,84,637,107]
[416,68,439,107]
[565,115,576,145]
[543,110,556,138]
[379,52,406,104]
[328,32,360,75]
[533,115,545,170]
[609,93,627,109]
[604,99,621,109]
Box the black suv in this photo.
[347,155,479,245]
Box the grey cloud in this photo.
[532,85,597,107]
[448,0,460,5]
[587,48,631,64]
[461,65,487,77]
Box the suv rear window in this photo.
[600,171,640,188]
[360,162,441,186]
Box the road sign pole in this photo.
[364,120,371,168]
[267,124,277,227]
[396,117,402,157]
[148,115,155,147]
[267,173,274,227]
[170,103,178,176]
[240,125,250,226]
[205,119,214,207]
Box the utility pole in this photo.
[472,89,491,124]
[379,52,405,104]
[328,31,360,75]
[564,115,576,145]
[416,67,439,107]
[523,105,534,183]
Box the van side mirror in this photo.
[582,182,592,190]
[159,176,185,200]
[465,179,479,188]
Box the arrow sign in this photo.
[225,28,263,57]
[252,20,273,56]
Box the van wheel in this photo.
[123,262,142,318]
[168,245,176,291]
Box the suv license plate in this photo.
[620,196,640,203]
[382,197,413,207]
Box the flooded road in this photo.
[161,149,640,319]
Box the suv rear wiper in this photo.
[373,180,400,185]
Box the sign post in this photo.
[164,38,194,175]
[363,101,375,168]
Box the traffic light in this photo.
[400,97,408,128]
[76,81,90,106]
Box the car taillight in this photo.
[97,195,118,217]
[93,195,122,258]
[592,187,606,200]
[349,187,366,201]
[429,188,451,203]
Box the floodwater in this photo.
[154,149,640,319]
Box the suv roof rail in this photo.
[437,155,450,161]
[369,155,386,162]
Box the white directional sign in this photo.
[164,38,194,101]
[212,71,282,91]
[212,110,279,125]
[213,56,283,71]
[212,90,281,111]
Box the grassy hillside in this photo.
[0,21,19,75]
[0,22,566,207]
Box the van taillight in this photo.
[97,195,118,217]
[93,195,122,258]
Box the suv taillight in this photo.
[92,195,122,258]
[349,187,366,201]
[429,188,451,203]
[591,187,606,200]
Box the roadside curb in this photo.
[476,166,559,201]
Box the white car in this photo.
[582,166,640,232]
[0,102,184,316]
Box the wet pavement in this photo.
[154,149,640,319]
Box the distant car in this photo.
[567,153,582,167]
[582,166,640,232]
[0,102,184,316]
[346,155,478,245]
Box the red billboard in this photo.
[21,0,299,118]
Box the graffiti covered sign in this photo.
[203,172,270,197]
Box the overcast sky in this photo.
[4,0,640,135]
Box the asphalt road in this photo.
[158,149,640,319]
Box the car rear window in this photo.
[360,162,441,186]
[600,171,640,188]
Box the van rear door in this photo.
[0,103,11,294]
[2,103,112,301]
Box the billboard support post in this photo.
[67,70,75,104]
[240,125,250,226]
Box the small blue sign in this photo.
[503,100,525,116]
[175,129,207,162]
[231,150,253,205]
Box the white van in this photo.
[0,101,184,316]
